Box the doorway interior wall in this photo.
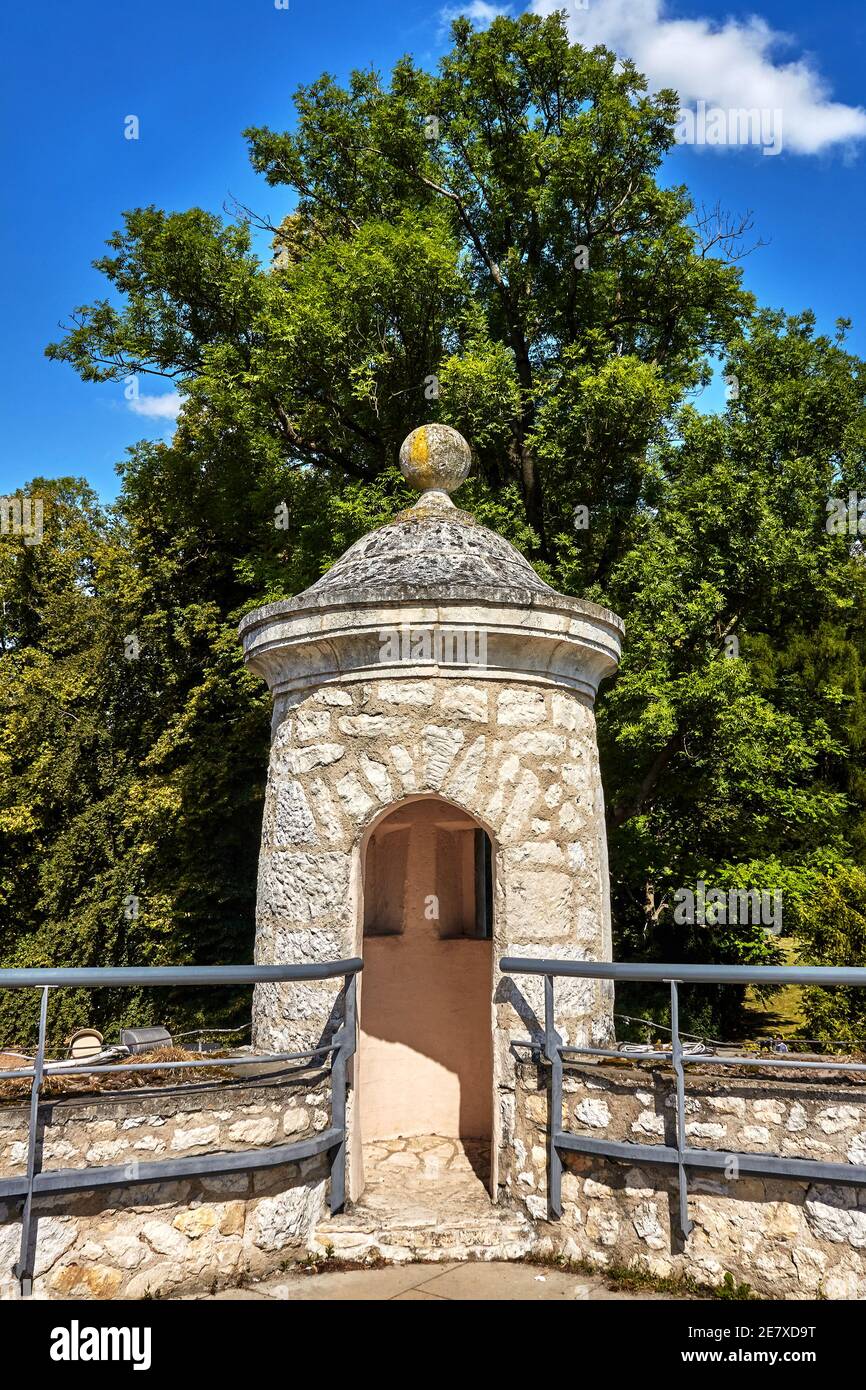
[355,796,494,1193]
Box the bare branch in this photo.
[690,201,769,262]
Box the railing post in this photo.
[13,985,50,1297]
[328,972,357,1215]
[669,979,693,1238]
[544,974,563,1219]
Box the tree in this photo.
[4,12,860,1044]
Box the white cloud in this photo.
[127,391,183,422]
[440,2,512,29]
[529,0,866,155]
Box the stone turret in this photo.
[239,424,623,1202]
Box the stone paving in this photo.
[191,1139,689,1300]
[201,1261,670,1301]
[311,1136,534,1262]
[362,1134,490,1181]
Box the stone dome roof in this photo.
[239,424,624,697]
[291,423,559,612]
[294,494,558,610]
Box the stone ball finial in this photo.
[399,424,472,496]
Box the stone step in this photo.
[312,1203,534,1264]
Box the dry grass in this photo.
[0,1046,235,1103]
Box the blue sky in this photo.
[1,0,864,500]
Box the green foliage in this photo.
[797,865,866,1047]
[2,12,865,1045]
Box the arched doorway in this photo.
[356,796,494,1193]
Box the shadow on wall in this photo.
[359,796,494,1160]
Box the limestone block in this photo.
[33,1217,78,1277]
[376,681,434,706]
[170,1125,220,1153]
[586,1206,620,1246]
[497,689,546,726]
[85,1139,130,1163]
[443,735,486,799]
[421,724,464,787]
[707,1096,746,1117]
[50,1264,124,1299]
[503,868,573,939]
[388,745,417,791]
[632,1111,665,1137]
[338,714,407,737]
[271,781,317,847]
[816,1106,861,1134]
[685,1122,726,1141]
[250,1182,326,1253]
[786,1102,808,1132]
[133,1136,165,1156]
[335,772,376,821]
[738,1125,771,1147]
[805,1185,866,1247]
[139,1218,193,1259]
[281,743,345,776]
[314,688,352,706]
[753,1099,785,1125]
[500,769,541,841]
[509,731,567,758]
[295,710,331,741]
[173,1207,218,1239]
[575,1099,611,1129]
[847,1132,866,1165]
[441,684,488,721]
[632,1201,666,1250]
[505,841,564,867]
[305,778,345,844]
[259,853,350,922]
[227,1118,278,1145]
[360,754,393,802]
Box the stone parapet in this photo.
[0,1076,329,1300]
[513,1059,866,1299]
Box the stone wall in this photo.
[255,674,613,1056]
[513,1059,866,1299]
[0,1074,331,1300]
[254,672,615,1200]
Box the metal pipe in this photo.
[0,959,363,990]
[13,986,49,1295]
[669,980,693,1237]
[544,975,563,1219]
[0,1045,337,1083]
[329,973,358,1215]
[555,1045,866,1074]
[555,1133,866,1189]
[0,1130,342,1202]
[501,957,866,986]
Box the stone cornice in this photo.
[239,594,624,703]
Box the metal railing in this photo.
[0,960,362,1296]
[500,958,866,1235]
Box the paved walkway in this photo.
[201,1262,672,1301]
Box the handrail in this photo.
[500,956,866,1235]
[500,957,866,986]
[0,959,363,989]
[0,958,363,1297]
